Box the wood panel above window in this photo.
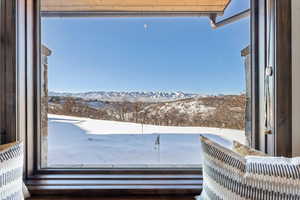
[41,0,230,14]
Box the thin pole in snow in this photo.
[155,134,160,163]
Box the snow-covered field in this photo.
[47,114,246,168]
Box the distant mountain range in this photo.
[49,91,205,102]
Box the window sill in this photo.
[25,173,202,196]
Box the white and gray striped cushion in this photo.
[197,136,300,200]
[245,156,300,199]
[0,142,24,200]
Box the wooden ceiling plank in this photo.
[41,0,230,13]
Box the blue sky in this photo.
[42,0,250,94]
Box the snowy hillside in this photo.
[144,99,216,116]
[49,94,245,130]
[47,114,245,167]
[49,91,203,102]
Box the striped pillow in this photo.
[197,136,300,200]
[245,156,300,199]
[0,142,24,200]
[197,136,247,200]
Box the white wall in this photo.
[292,0,300,156]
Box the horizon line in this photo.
[49,90,245,95]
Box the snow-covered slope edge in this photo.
[48,114,246,144]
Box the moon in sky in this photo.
[144,24,148,30]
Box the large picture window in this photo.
[40,0,250,169]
